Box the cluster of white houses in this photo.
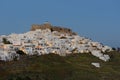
[0,28,112,61]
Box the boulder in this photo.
[91,62,100,68]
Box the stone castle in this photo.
[30,22,77,35]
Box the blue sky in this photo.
[0,0,120,47]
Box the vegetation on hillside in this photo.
[0,51,120,80]
[2,38,11,44]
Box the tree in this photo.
[2,38,11,44]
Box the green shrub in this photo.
[2,38,11,44]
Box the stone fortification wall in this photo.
[31,23,77,35]
[31,23,52,31]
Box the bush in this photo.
[16,50,26,55]
[2,38,11,44]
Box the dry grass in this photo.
[0,51,120,80]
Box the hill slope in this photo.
[0,51,120,80]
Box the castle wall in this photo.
[30,23,77,35]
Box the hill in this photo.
[0,51,120,80]
[0,23,117,80]
[0,23,112,62]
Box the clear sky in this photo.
[0,0,120,47]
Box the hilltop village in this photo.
[0,23,112,62]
